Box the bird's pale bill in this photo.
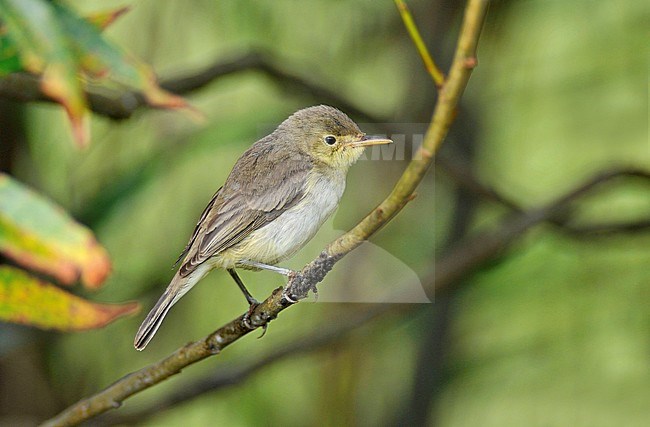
[344,135,393,148]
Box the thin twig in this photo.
[561,219,650,236]
[394,0,446,87]
[41,1,489,425]
[434,168,650,290]
[438,157,650,236]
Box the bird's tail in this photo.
[134,272,196,351]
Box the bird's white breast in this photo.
[225,171,346,266]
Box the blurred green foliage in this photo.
[1,0,648,426]
[0,0,194,146]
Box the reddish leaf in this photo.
[51,3,202,121]
[0,1,199,146]
[0,0,91,147]
[85,6,131,31]
[41,62,90,146]
[0,266,139,331]
[0,174,111,289]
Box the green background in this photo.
[1,0,648,425]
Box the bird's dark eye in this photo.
[324,135,337,145]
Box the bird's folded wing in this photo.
[174,186,222,268]
[178,144,312,277]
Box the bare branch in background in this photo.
[561,219,650,236]
[0,52,387,123]
[434,168,650,290]
[439,158,650,237]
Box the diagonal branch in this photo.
[561,218,650,236]
[100,166,650,424]
[100,306,395,425]
[41,1,489,425]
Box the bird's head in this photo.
[276,105,392,170]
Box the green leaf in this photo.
[0,5,129,76]
[0,173,111,289]
[0,0,89,145]
[0,1,198,146]
[0,25,22,75]
[51,2,200,118]
[0,266,139,331]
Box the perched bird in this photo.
[134,105,391,350]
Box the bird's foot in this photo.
[280,270,301,303]
[241,300,259,330]
[241,300,270,338]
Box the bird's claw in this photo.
[241,300,259,330]
[280,270,300,304]
[257,323,269,339]
[281,290,298,305]
[241,301,269,337]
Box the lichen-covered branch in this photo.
[41,1,489,425]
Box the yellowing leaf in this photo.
[85,6,130,31]
[0,174,111,289]
[0,266,139,331]
[51,3,201,120]
[41,61,90,146]
[0,1,199,147]
[0,0,90,147]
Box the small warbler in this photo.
[134,105,392,350]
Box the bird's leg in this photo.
[227,269,262,331]
[238,260,299,306]
[228,268,264,333]
[237,260,295,277]
[227,268,258,306]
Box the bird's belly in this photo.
[224,175,344,266]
